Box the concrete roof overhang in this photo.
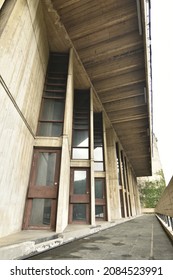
[42,0,153,177]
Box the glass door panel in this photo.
[30,198,51,226]
[95,205,104,219]
[35,152,56,186]
[72,204,86,221]
[74,170,87,194]
[95,179,104,199]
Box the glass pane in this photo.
[94,162,104,171]
[48,55,69,73]
[45,84,66,91]
[38,122,63,137]
[41,99,64,120]
[35,152,56,186]
[73,130,89,147]
[44,91,65,98]
[73,123,89,130]
[47,77,66,85]
[72,148,89,159]
[74,170,87,194]
[95,179,104,198]
[73,204,86,221]
[94,146,103,161]
[95,205,104,218]
[30,199,51,226]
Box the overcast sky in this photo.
[151,0,173,184]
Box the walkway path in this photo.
[27,215,173,260]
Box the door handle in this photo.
[54,182,57,185]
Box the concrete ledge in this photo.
[0,216,141,260]
[142,208,155,214]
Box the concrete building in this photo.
[0,0,152,242]
[138,133,164,184]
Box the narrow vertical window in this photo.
[72,90,90,159]
[116,142,122,185]
[121,151,126,189]
[0,0,17,35]
[37,53,69,137]
[94,113,104,171]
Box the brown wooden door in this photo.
[95,178,107,220]
[23,148,61,230]
[69,168,90,224]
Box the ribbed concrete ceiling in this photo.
[42,0,152,177]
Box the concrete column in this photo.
[102,114,111,221]
[127,166,136,216]
[134,177,142,214]
[90,88,95,225]
[63,49,74,138]
[132,173,141,215]
[0,0,48,237]
[124,158,132,216]
[56,49,74,232]
[119,149,127,218]
[106,128,121,220]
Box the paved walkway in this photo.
[27,215,173,260]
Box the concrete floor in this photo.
[27,215,173,260]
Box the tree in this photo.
[138,170,166,208]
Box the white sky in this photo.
[151,0,173,185]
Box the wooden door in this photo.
[69,168,90,224]
[23,148,61,230]
[95,178,107,220]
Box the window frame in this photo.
[94,113,105,171]
[72,90,90,159]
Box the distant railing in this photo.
[155,176,173,240]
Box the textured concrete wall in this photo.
[106,128,121,220]
[155,177,173,217]
[0,0,49,237]
[0,0,142,239]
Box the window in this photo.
[72,90,90,159]
[0,0,17,35]
[94,113,104,171]
[116,142,122,185]
[121,151,127,189]
[37,53,69,137]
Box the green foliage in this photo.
[138,170,166,208]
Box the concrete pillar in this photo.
[56,49,74,232]
[135,177,142,214]
[121,152,130,217]
[106,128,121,220]
[0,0,48,237]
[132,173,141,215]
[127,166,136,216]
[102,115,111,221]
[90,88,95,225]
[119,149,127,218]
